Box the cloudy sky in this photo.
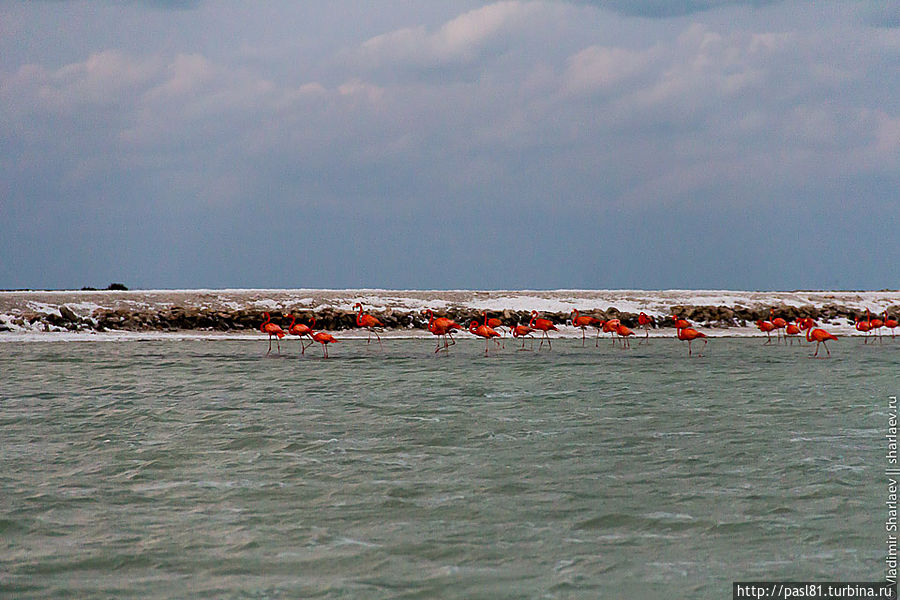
[1,1,898,290]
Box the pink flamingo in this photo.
[675,324,707,356]
[423,309,462,353]
[287,314,315,355]
[469,312,501,355]
[770,309,787,344]
[354,303,384,349]
[637,312,654,344]
[529,311,558,350]
[805,323,837,358]
[855,313,873,343]
[510,322,536,350]
[615,323,635,349]
[671,315,690,330]
[602,318,621,345]
[571,309,602,347]
[487,317,506,349]
[784,322,802,345]
[868,309,884,343]
[260,312,285,355]
[884,311,898,339]
[310,330,339,358]
[756,318,776,345]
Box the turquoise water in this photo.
[1,337,896,598]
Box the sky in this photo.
[1,1,898,290]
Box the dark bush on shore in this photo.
[80,283,129,291]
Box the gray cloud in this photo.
[567,0,782,18]
[1,1,898,289]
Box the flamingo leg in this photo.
[267,335,273,355]
[371,328,384,350]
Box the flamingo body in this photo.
[571,310,602,347]
[469,315,501,355]
[675,324,707,356]
[529,311,557,350]
[354,303,384,349]
[311,331,339,358]
[806,325,837,357]
[260,312,286,354]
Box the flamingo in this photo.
[287,314,315,355]
[805,324,837,358]
[884,311,898,339]
[354,302,384,349]
[675,324,707,356]
[571,309,602,347]
[510,322,536,351]
[602,318,621,345]
[529,311,558,350]
[487,317,506,349]
[756,318,776,345]
[671,315,691,330]
[868,309,884,343]
[637,312,654,344]
[615,323,635,349]
[770,309,787,344]
[310,330,339,358]
[469,312,501,355]
[260,312,285,355]
[784,322,802,345]
[855,313,873,343]
[423,309,462,353]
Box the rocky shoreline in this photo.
[2,293,896,334]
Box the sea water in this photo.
[1,337,896,598]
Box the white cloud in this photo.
[355,1,545,68]
[563,45,654,94]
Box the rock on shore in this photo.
[1,289,897,334]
